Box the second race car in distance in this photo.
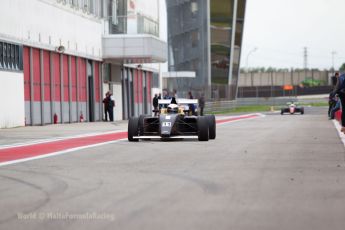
[281,101,304,115]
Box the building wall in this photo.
[0,0,161,126]
[0,0,105,127]
[23,46,102,125]
[110,64,123,121]
[166,0,246,100]
[0,0,102,60]
[0,71,25,128]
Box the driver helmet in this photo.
[167,104,179,113]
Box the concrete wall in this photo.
[112,83,123,121]
[0,0,102,60]
[0,71,25,128]
[238,71,329,87]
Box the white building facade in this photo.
[0,0,167,128]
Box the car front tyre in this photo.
[206,115,216,139]
[128,117,139,142]
[198,116,209,141]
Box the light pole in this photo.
[331,50,337,74]
[246,47,258,73]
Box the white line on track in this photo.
[0,113,266,167]
[1,114,265,149]
[333,120,345,147]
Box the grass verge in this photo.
[209,105,279,115]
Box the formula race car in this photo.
[128,99,216,141]
[281,101,304,115]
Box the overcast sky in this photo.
[241,0,345,70]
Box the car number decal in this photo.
[162,122,172,127]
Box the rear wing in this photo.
[158,98,198,105]
[158,99,172,105]
[177,99,198,105]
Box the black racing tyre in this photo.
[138,115,146,135]
[197,116,209,141]
[128,117,139,142]
[206,115,216,140]
[281,109,284,115]
[301,107,304,115]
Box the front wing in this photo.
[135,116,198,139]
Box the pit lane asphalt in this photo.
[1,107,345,230]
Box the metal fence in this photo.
[203,96,328,114]
[204,100,237,113]
[237,85,332,98]
[238,70,331,87]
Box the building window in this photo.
[57,0,100,17]
[0,41,23,71]
[14,46,19,70]
[11,44,15,69]
[112,0,118,25]
[103,64,111,82]
[8,44,12,69]
[152,72,159,88]
[191,30,199,47]
[191,0,198,16]
[58,0,67,5]
[3,43,7,68]
[0,42,3,68]
[81,0,88,12]
[70,0,78,8]
[18,46,23,70]
[88,0,94,14]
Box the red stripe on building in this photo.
[23,47,31,101]
[94,62,100,101]
[53,53,61,101]
[79,58,87,102]
[0,132,127,163]
[147,72,151,104]
[71,56,77,102]
[43,50,51,101]
[32,48,41,101]
[63,54,69,102]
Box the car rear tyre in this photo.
[206,115,216,139]
[198,116,209,141]
[128,117,139,142]
[301,107,304,115]
[281,109,284,115]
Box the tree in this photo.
[339,63,345,72]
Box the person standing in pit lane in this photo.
[332,72,345,133]
[103,92,110,121]
[153,94,159,116]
